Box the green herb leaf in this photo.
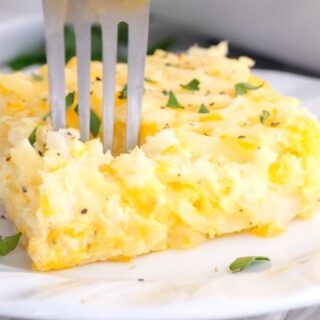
[28,128,37,146]
[235,82,264,96]
[66,91,75,110]
[259,110,270,124]
[119,85,127,100]
[144,77,157,84]
[180,79,200,91]
[199,104,209,114]
[166,91,184,109]
[32,73,43,81]
[74,106,101,138]
[90,109,101,138]
[0,232,22,256]
[229,256,271,273]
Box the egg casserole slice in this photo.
[1,43,320,271]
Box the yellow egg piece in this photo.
[0,43,320,271]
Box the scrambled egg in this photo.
[1,43,320,271]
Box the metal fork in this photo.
[42,0,150,152]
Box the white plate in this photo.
[1,69,320,320]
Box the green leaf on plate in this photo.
[166,91,184,109]
[7,24,174,70]
[199,104,209,114]
[180,78,200,91]
[0,232,22,256]
[229,256,271,273]
[235,82,264,96]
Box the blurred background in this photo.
[0,0,318,76]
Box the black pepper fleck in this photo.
[96,76,102,81]
[271,122,280,127]
[209,102,215,106]
[137,278,145,282]
[0,215,6,220]
[38,151,43,157]
[81,208,88,215]
[238,135,246,139]
[21,187,27,193]
[6,157,11,162]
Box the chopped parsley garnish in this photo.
[229,256,271,273]
[180,78,200,91]
[118,84,128,100]
[65,91,75,109]
[259,110,270,124]
[199,104,209,114]
[74,106,101,138]
[28,92,76,146]
[0,232,22,256]
[90,109,101,138]
[235,82,264,96]
[28,128,37,146]
[166,91,184,109]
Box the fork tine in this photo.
[74,20,92,141]
[126,1,150,152]
[43,0,68,131]
[101,18,118,152]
